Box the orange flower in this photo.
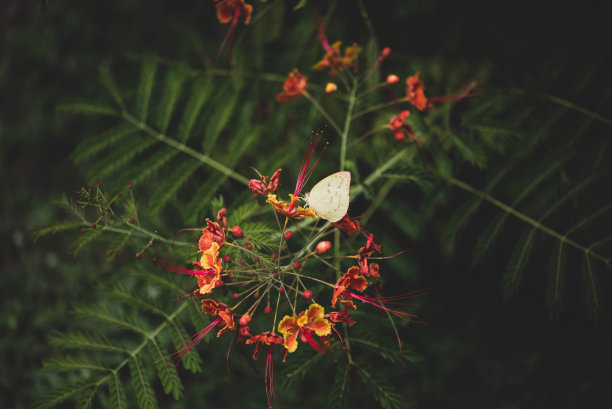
[201,299,235,336]
[198,219,226,253]
[276,69,308,103]
[333,214,360,235]
[389,110,419,143]
[215,0,253,24]
[265,194,317,220]
[278,304,332,353]
[358,234,382,278]
[249,168,282,196]
[313,41,362,76]
[195,242,222,295]
[406,73,429,111]
[326,309,356,326]
[246,332,285,360]
[332,266,368,309]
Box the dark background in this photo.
[2,0,611,408]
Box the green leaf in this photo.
[148,340,183,400]
[71,124,137,164]
[178,76,211,143]
[202,91,239,153]
[148,159,200,213]
[108,372,128,409]
[34,382,93,409]
[136,57,158,122]
[155,65,188,134]
[99,65,126,110]
[50,332,126,353]
[58,102,118,116]
[502,228,537,300]
[106,233,131,262]
[327,363,351,409]
[129,356,158,409]
[356,365,406,409]
[86,135,155,182]
[69,228,105,256]
[293,0,308,10]
[74,386,97,409]
[32,220,84,242]
[42,356,109,372]
[73,306,147,335]
[351,338,422,364]
[582,253,601,319]
[278,349,325,391]
[168,322,203,373]
[546,241,565,316]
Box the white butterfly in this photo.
[304,171,351,223]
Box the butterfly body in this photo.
[304,171,351,223]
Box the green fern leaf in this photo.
[99,65,126,111]
[168,322,203,373]
[471,213,506,267]
[444,198,481,246]
[155,65,188,134]
[70,228,105,257]
[202,91,240,153]
[148,340,183,400]
[228,203,262,226]
[50,332,126,353]
[136,57,158,122]
[129,356,158,409]
[356,365,406,409]
[327,363,351,409]
[110,147,178,191]
[34,381,93,409]
[351,338,422,364]
[502,228,538,300]
[178,76,211,143]
[73,306,147,335]
[148,159,200,213]
[582,253,601,319]
[42,356,109,372]
[106,233,131,262]
[108,372,128,409]
[546,241,565,316]
[86,135,155,182]
[58,102,119,116]
[74,386,97,409]
[32,220,84,242]
[278,349,325,391]
[71,124,136,164]
[184,174,226,225]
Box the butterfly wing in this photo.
[307,171,351,222]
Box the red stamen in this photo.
[265,345,277,408]
[316,14,335,55]
[169,317,223,365]
[347,292,426,324]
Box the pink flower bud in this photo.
[272,252,278,259]
[228,273,235,279]
[278,288,285,294]
[215,279,224,288]
[293,261,302,269]
[239,314,252,326]
[231,225,243,238]
[284,231,293,240]
[246,242,252,249]
[264,306,272,314]
[386,74,400,85]
[303,290,313,299]
[129,218,135,223]
[91,223,96,229]
[232,293,239,300]
[222,255,230,263]
[378,47,391,62]
[127,182,133,188]
[239,258,245,264]
[315,241,332,254]
[80,228,86,234]
[116,192,122,197]
[135,252,142,259]
[253,293,260,300]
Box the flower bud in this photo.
[284,231,293,240]
[315,241,332,254]
[253,293,260,300]
[386,74,400,85]
[232,293,239,300]
[127,182,133,188]
[303,290,313,299]
[116,192,122,197]
[135,252,142,259]
[378,47,391,62]
[80,228,86,234]
[231,225,244,238]
[246,242,252,249]
[129,218,135,223]
[239,314,252,326]
[264,306,272,314]
[278,287,285,294]
[222,255,230,263]
[272,252,278,259]
[228,273,235,279]
[91,223,96,229]
[293,261,302,269]
[215,279,224,288]
[325,82,338,94]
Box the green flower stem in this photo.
[350,146,414,199]
[302,91,343,136]
[122,112,250,186]
[339,80,358,171]
[445,174,610,266]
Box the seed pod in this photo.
[315,241,332,254]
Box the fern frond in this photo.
[327,363,351,409]
[155,65,188,134]
[177,76,211,143]
[106,233,132,262]
[167,322,203,373]
[129,356,158,409]
[201,90,240,152]
[71,124,137,164]
[136,57,158,122]
[74,386,97,409]
[356,365,406,409]
[277,349,325,391]
[148,159,200,213]
[351,338,422,364]
[148,339,183,400]
[70,228,105,257]
[32,220,84,241]
[110,147,178,191]
[546,241,565,316]
[86,135,155,183]
[35,381,95,409]
[502,228,538,300]
[50,332,126,353]
[99,65,126,111]
[108,372,128,409]
[58,102,119,116]
[582,252,601,319]
[73,306,148,335]
[42,356,109,373]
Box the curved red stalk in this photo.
[316,14,335,54]
[215,6,241,64]
[168,317,223,365]
[347,292,426,324]
[299,327,325,353]
[290,133,325,211]
[265,345,277,408]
